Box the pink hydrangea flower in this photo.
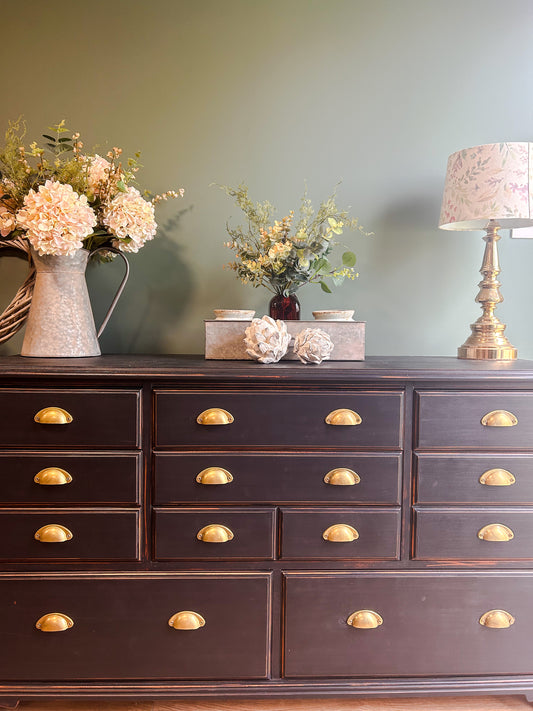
[102,186,157,253]
[86,154,111,196]
[16,179,97,256]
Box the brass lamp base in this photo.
[458,336,517,361]
[457,221,517,361]
[458,345,517,360]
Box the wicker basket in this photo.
[0,237,35,344]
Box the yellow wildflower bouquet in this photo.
[220,184,366,296]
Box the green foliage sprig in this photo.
[219,183,369,296]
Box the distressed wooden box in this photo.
[204,320,365,361]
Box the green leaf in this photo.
[42,134,56,142]
[332,274,345,287]
[313,257,328,273]
[342,251,356,267]
[58,137,72,143]
[320,280,332,293]
[89,229,112,237]
[319,258,332,274]
[116,180,127,192]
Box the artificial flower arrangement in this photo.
[0,118,184,257]
[220,183,367,299]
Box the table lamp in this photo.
[439,142,533,360]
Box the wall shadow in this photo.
[88,206,194,354]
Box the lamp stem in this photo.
[457,221,517,360]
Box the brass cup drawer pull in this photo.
[196,408,234,425]
[197,524,234,542]
[481,410,518,427]
[168,611,205,630]
[325,409,362,426]
[34,407,73,425]
[196,467,233,485]
[34,524,73,543]
[34,467,73,486]
[323,468,360,486]
[36,613,74,632]
[347,610,383,629]
[479,468,516,487]
[322,524,359,542]
[479,609,515,628]
[477,523,514,542]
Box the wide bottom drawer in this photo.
[0,573,271,680]
[284,572,533,677]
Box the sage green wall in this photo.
[1,0,533,357]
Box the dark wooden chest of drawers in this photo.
[2,355,533,705]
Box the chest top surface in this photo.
[1,354,533,383]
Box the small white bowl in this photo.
[213,309,256,320]
[312,310,354,321]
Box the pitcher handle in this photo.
[90,247,130,338]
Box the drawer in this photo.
[284,572,533,677]
[416,453,533,504]
[414,507,533,560]
[0,510,140,561]
[155,389,403,448]
[417,390,533,450]
[154,508,275,560]
[0,573,270,680]
[280,508,400,560]
[154,452,402,505]
[0,452,141,505]
[0,389,140,449]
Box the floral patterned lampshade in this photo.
[439,142,533,230]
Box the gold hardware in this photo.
[325,409,362,426]
[479,468,516,487]
[34,407,73,425]
[34,467,73,486]
[196,524,234,542]
[455,222,517,360]
[479,609,515,629]
[35,613,74,632]
[477,523,514,542]
[481,410,518,427]
[196,467,234,485]
[196,408,234,425]
[34,524,73,543]
[168,611,206,630]
[322,524,359,542]
[347,610,383,629]
[323,468,360,486]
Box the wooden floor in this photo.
[16,697,532,710]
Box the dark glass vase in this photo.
[269,293,301,320]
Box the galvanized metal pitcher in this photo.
[21,247,129,358]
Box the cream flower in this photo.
[0,204,15,237]
[16,180,97,256]
[86,154,111,196]
[102,186,157,253]
[268,241,293,261]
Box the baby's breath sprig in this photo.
[151,189,185,205]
